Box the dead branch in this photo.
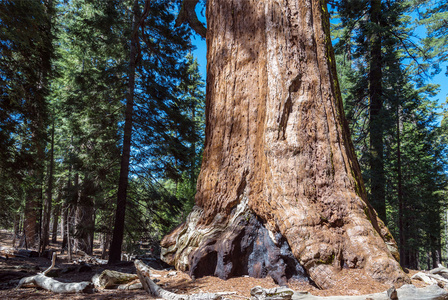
[42,251,56,276]
[176,0,206,38]
[135,259,235,300]
[16,253,93,293]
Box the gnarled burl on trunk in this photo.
[161,0,409,289]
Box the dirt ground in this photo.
[0,229,432,299]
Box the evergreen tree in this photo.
[0,0,55,247]
[52,0,126,255]
[418,0,448,74]
[108,0,192,263]
[332,0,447,268]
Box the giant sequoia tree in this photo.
[161,0,409,289]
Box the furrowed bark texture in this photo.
[162,0,408,289]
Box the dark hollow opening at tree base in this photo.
[175,210,312,287]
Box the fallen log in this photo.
[117,279,143,290]
[411,272,439,286]
[92,269,139,289]
[76,250,107,265]
[429,264,448,280]
[16,253,93,293]
[135,259,236,300]
[251,286,295,300]
[412,269,448,288]
[288,284,447,300]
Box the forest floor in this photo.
[0,229,429,299]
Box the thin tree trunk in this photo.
[61,202,68,252]
[51,197,61,243]
[72,173,80,252]
[368,0,386,223]
[13,213,20,248]
[108,0,139,264]
[190,96,196,192]
[101,233,110,259]
[67,204,73,261]
[24,187,39,249]
[397,103,405,267]
[61,151,73,252]
[41,120,55,253]
[74,179,95,255]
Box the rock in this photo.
[167,271,177,277]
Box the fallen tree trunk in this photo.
[412,269,448,288]
[16,274,93,293]
[430,264,448,279]
[92,269,139,289]
[135,259,235,300]
[16,253,93,293]
[76,250,107,265]
[252,285,448,300]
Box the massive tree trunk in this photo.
[161,0,409,289]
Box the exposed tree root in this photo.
[135,259,236,300]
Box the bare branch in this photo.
[176,0,207,38]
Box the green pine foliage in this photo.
[417,0,448,74]
[0,0,55,229]
[1,0,205,255]
[332,0,448,268]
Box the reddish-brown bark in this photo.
[162,0,409,289]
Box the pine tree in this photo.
[52,0,126,255]
[0,0,55,247]
[332,0,447,268]
[108,0,192,263]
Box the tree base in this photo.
[161,199,309,286]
